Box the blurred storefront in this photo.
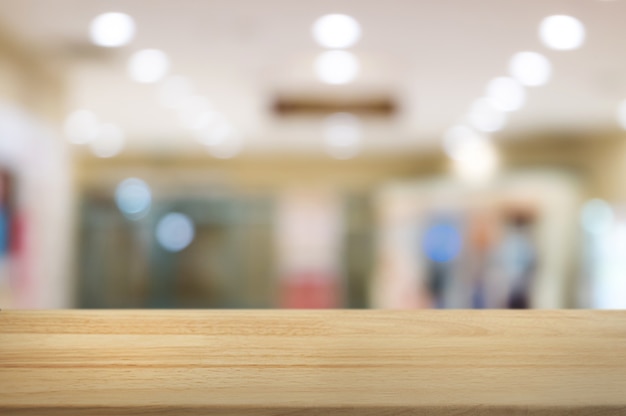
[1,1,626,309]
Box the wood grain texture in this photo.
[1,310,626,415]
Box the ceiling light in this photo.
[486,77,526,112]
[449,136,499,183]
[509,51,551,87]
[315,50,359,85]
[312,14,361,49]
[89,12,136,48]
[90,123,125,158]
[64,110,99,144]
[128,49,170,84]
[468,98,507,132]
[443,125,488,161]
[539,15,585,51]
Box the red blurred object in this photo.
[280,272,340,308]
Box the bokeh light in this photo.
[315,50,359,85]
[486,77,526,112]
[90,123,125,158]
[443,125,488,161]
[468,98,507,132]
[64,110,99,144]
[422,220,463,263]
[156,212,195,252]
[89,12,136,48]
[509,51,551,87]
[194,117,233,146]
[128,49,170,84]
[312,14,361,49]
[115,178,152,220]
[176,96,216,130]
[158,76,194,109]
[451,137,499,183]
[539,15,585,51]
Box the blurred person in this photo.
[498,210,538,309]
[463,210,501,308]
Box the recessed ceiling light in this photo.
[312,14,361,49]
[128,49,170,84]
[443,125,487,161]
[539,15,585,51]
[509,51,552,87]
[467,98,507,132]
[89,12,136,48]
[486,77,526,112]
[315,50,359,84]
[444,129,499,183]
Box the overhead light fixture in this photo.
[467,98,507,132]
[315,50,359,85]
[443,125,488,161]
[509,51,552,87]
[486,77,526,112]
[89,12,136,48]
[128,49,170,84]
[539,15,585,51]
[312,14,361,49]
[444,123,499,186]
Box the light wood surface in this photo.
[1,310,626,415]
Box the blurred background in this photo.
[1,0,626,309]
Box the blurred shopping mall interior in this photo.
[1,0,626,309]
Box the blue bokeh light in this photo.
[422,221,462,263]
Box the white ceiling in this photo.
[1,0,626,156]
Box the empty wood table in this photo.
[1,310,626,415]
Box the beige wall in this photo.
[0,24,73,308]
[0,25,65,123]
[76,129,626,203]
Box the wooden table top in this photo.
[1,310,626,415]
